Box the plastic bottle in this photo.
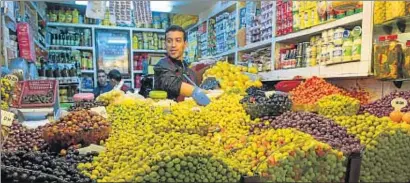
[343,37,353,62]
[66,8,72,23]
[72,9,79,24]
[58,8,66,23]
[132,35,139,50]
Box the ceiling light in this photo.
[150,1,173,13]
[75,1,88,6]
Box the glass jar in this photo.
[404,40,410,78]
[334,27,345,46]
[373,36,388,79]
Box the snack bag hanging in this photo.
[86,1,106,20]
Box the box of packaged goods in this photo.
[241,47,272,73]
[260,1,273,41]
[208,18,216,56]
[276,0,293,36]
[215,13,227,54]
[276,26,362,70]
[171,14,198,29]
[187,30,198,62]
[132,32,165,50]
[17,23,36,62]
[226,11,236,51]
[249,15,261,44]
[198,22,208,58]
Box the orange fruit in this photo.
[390,111,404,123]
[402,112,410,123]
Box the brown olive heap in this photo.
[3,121,48,152]
[43,110,111,152]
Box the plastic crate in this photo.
[18,80,58,108]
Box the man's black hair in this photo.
[97,69,106,75]
[165,25,187,42]
[107,69,122,82]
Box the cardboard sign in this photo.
[4,74,18,86]
[391,97,408,111]
[90,106,108,118]
[1,110,15,126]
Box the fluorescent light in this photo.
[150,1,173,13]
[75,1,88,6]
[107,39,128,44]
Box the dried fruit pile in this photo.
[3,121,48,152]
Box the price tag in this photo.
[4,74,18,86]
[90,107,108,118]
[1,110,15,126]
[391,97,408,111]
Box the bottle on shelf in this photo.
[58,8,66,23]
[66,8,72,23]
[72,8,79,24]
[133,34,139,49]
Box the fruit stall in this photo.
[1,1,410,183]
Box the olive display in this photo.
[3,121,48,152]
[240,87,292,119]
[250,111,363,155]
[360,91,410,117]
[22,91,54,104]
[43,110,111,152]
[68,101,108,112]
[1,150,94,183]
[199,77,220,90]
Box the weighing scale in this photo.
[11,83,61,128]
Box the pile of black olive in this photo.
[68,100,107,112]
[1,147,98,183]
[200,77,220,90]
[22,91,54,104]
[240,87,292,119]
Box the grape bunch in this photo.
[360,91,410,117]
[250,112,363,155]
[3,121,48,152]
[1,150,93,183]
[241,87,292,119]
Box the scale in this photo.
[11,80,61,128]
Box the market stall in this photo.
[2,1,410,183]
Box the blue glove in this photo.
[192,87,210,106]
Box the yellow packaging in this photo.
[386,1,405,21]
[299,13,305,30]
[300,1,306,12]
[307,1,316,9]
[374,1,386,24]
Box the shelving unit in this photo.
[132,50,167,53]
[186,1,375,82]
[47,45,93,50]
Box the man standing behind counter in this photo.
[154,25,210,106]
[93,69,113,98]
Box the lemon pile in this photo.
[203,62,262,94]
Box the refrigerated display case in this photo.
[95,29,131,78]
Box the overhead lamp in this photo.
[150,1,173,13]
[75,1,88,6]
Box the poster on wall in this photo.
[95,29,130,77]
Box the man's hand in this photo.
[192,87,210,106]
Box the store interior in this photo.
[1,1,410,183]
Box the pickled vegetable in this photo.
[374,1,386,24]
[386,1,405,21]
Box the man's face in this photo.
[165,31,187,61]
[97,72,107,85]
